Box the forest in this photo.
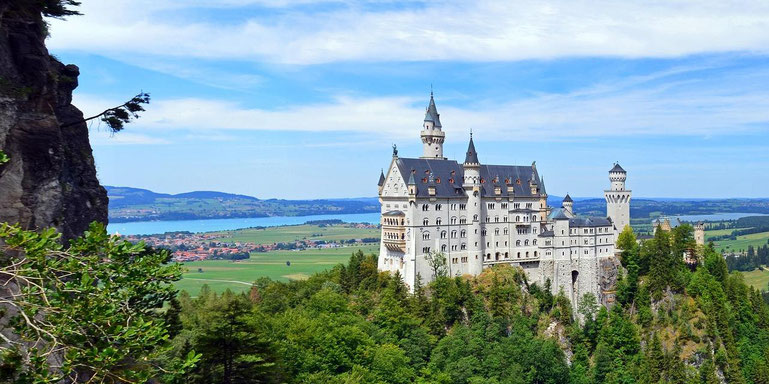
[3,223,769,382]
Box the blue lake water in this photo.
[107,212,381,235]
[670,212,768,222]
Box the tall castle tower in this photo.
[604,163,631,239]
[463,134,484,275]
[694,222,705,246]
[420,92,446,159]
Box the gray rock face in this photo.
[0,5,107,241]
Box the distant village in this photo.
[121,222,379,262]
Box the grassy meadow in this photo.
[211,224,380,245]
[176,223,380,295]
[706,229,769,253]
[739,267,769,291]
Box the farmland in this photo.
[172,223,380,294]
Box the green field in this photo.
[739,267,769,291]
[176,244,379,295]
[709,231,769,253]
[211,224,380,245]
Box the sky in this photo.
[46,0,769,199]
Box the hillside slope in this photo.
[107,186,379,222]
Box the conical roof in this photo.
[464,135,479,165]
[407,172,416,185]
[424,93,442,128]
[610,163,626,173]
[563,193,573,203]
[378,169,385,186]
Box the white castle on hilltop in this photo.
[377,94,629,306]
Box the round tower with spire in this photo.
[604,163,632,240]
[462,133,484,275]
[420,92,446,159]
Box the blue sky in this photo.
[46,0,769,199]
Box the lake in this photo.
[107,212,381,235]
[670,212,768,222]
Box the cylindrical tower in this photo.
[604,163,631,240]
[463,134,483,275]
[420,92,446,159]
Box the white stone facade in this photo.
[377,95,630,307]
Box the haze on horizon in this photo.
[47,0,769,200]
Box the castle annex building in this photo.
[377,94,629,306]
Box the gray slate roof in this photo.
[383,210,405,216]
[539,230,555,237]
[378,170,385,186]
[424,93,442,128]
[464,136,479,164]
[551,209,571,220]
[395,157,542,199]
[563,193,573,202]
[569,217,613,227]
[610,163,626,173]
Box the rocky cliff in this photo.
[0,3,107,241]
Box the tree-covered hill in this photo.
[167,224,769,383]
[106,186,379,222]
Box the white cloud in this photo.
[73,64,769,143]
[48,0,769,65]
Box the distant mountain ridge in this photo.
[106,186,379,222]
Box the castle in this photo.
[377,94,628,306]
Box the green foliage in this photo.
[159,229,769,384]
[0,222,198,383]
[0,150,8,165]
[425,251,448,280]
[41,0,82,18]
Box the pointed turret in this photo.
[562,193,574,215]
[378,169,385,187]
[540,176,547,195]
[407,172,416,185]
[420,92,446,159]
[424,92,442,128]
[464,134,480,165]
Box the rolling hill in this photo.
[107,186,379,222]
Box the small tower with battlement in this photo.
[695,222,705,246]
[420,92,446,159]
[605,163,631,240]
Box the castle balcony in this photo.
[382,211,406,252]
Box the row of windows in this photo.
[421,215,538,226]
[422,203,467,211]
[484,250,539,261]
[383,217,404,226]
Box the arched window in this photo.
[423,218,429,226]
[422,232,430,240]
[524,239,529,246]
[450,216,457,224]
[526,251,529,257]
[473,214,479,222]
[441,244,447,252]
[494,228,500,235]
[534,251,538,257]
[436,217,442,225]
[503,228,508,235]
[440,231,447,239]
[533,239,537,246]
[451,230,457,238]
[515,216,520,222]
[516,240,521,246]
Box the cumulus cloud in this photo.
[48,0,769,65]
